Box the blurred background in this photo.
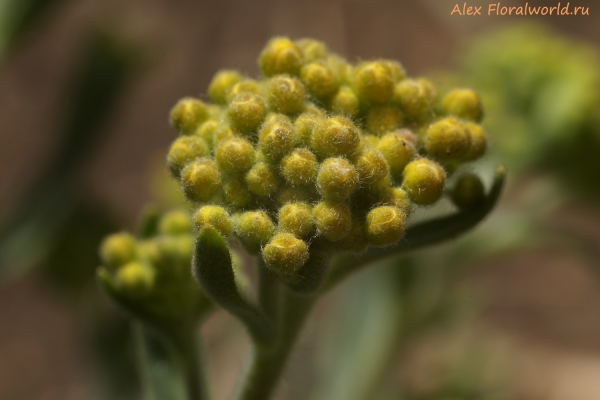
[0,0,599,399]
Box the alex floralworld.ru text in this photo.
[451,2,589,16]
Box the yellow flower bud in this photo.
[100,232,137,270]
[353,147,389,185]
[169,97,209,135]
[227,92,267,134]
[450,173,485,210]
[313,201,352,241]
[300,61,338,101]
[266,75,306,115]
[464,122,487,161]
[193,205,233,237]
[441,88,483,122]
[226,79,262,103]
[377,132,416,180]
[245,162,280,197]
[259,37,303,77]
[366,206,406,247]
[424,117,471,162]
[215,137,256,175]
[352,61,395,104]
[223,178,254,209]
[235,211,276,253]
[326,54,353,83]
[212,123,235,147]
[329,85,360,118]
[311,116,360,159]
[380,187,411,215]
[258,116,297,162]
[167,136,210,177]
[402,158,445,205]
[278,203,314,237]
[208,70,241,104]
[180,158,221,202]
[296,38,328,62]
[317,157,359,202]
[262,233,309,275]
[393,78,437,120]
[195,119,219,148]
[366,106,403,136]
[294,113,323,146]
[115,261,154,297]
[280,148,318,186]
[159,209,193,235]
[380,59,406,82]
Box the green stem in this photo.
[168,324,209,400]
[236,288,315,400]
[258,259,281,320]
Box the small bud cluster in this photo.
[98,210,205,318]
[167,37,489,278]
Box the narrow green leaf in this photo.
[193,226,274,344]
[323,165,506,292]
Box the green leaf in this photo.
[193,226,274,344]
[323,165,506,292]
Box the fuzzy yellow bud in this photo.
[366,106,404,136]
[402,158,445,205]
[393,78,437,120]
[280,148,319,186]
[424,117,471,162]
[377,132,416,180]
[464,122,488,161]
[258,116,297,162]
[227,92,267,134]
[226,80,262,103]
[313,201,352,241]
[353,148,389,185]
[300,61,338,101]
[215,137,256,175]
[193,205,233,237]
[259,37,303,77]
[296,38,328,62]
[180,158,221,202]
[352,61,395,104]
[311,116,360,159]
[167,136,210,177]
[278,203,314,237]
[329,85,360,118]
[115,261,154,297]
[100,232,137,270]
[235,211,276,253]
[169,97,209,135]
[266,75,306,115]
[441,88,483,122]
[223,178,254,209]
[366,206,406,247]
[294,113,322,146]
[317,157,359,202]
[262,233,309,275]
[159,210,193,235]
[208,70,241,104]
[245,162,280,197]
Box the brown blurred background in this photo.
[1,0,599,399]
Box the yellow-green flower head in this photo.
[235,211,276,253]
[464,122,488,161]
[424,117,472,162]
[115,261,155,297]
[227,92,267,134]
[180,158,221,202]
[266,75,306,115]
[208,70,242,104]
[278,203,314,237]
[380,187,411,215]
[258,115,297,162]
[170,97,209,135]
[223,178,253,209]
[215,137,256,175]
[377,132,416,180]
[317,157,359,202]
[296,38,328,62]
[226,79,262,103]
[167,136,210,178]
[262,232,309,275]
[441,88,483,122]
[259,37,304,77]
[300,61,339,101]
[245,162,280,197]
[380,59,406,82]
[352,61,395,104]
[353,147,389,185]
[366,206,406,247]
[193,205,233,237]
[329,85,360,118]
[366,106,403,136]
[313,201,352,241]
[402,158,446,205]
[393,78,437,120]
[159,209,193,235]
[280,148,319,186]
[100,232,137,270]
[450,172,485,210]
[294,113,323,146]
[311,116,360,159]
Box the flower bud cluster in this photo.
[167,37,490,278]
[98,210,206,319]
